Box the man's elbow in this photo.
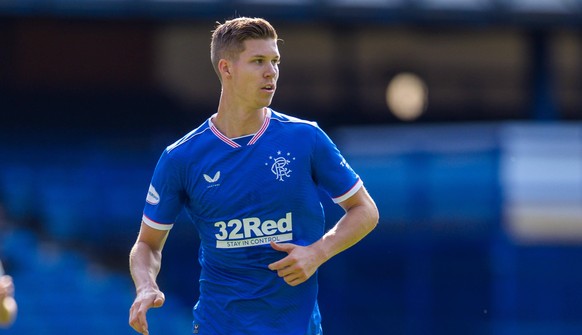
[364,202,379,232]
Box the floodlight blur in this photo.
[385,72,428,122]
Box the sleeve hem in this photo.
[142,214,174,231]
[332,179,363,204]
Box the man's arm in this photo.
[0,275,17,327]
[269,186,379,286]
[129,222,170,335]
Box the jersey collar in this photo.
[209,109,271,148]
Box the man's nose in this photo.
[265,64,277,78]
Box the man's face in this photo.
[228,38,280,110]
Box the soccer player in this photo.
[129,17,379,335]
[0,262,17,327]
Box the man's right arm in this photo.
[129,221,170,335]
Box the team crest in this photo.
[266,150,295,181]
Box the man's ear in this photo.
[218,59,231,78]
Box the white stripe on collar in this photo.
[209,109,271,148]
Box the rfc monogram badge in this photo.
[266,150,295,181]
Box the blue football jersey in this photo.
[142,109,362,335]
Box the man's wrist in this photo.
[309,242,330,267]
[136,283,159,295]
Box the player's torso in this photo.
[178,119,325,253]
[166,114,329,335]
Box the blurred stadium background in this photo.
[1,0,581,334]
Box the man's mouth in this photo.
[262,84,275,92]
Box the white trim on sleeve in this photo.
[142,214,174,231]
[332,179,363,204]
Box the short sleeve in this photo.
[311,126,363,203]
[142,149,185,230]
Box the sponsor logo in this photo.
[214,212,293,249]
[203,171,221,183]
[265,150,295,181]
[203,171,221,188]
[146,184,160,205]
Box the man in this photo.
[0,262,17,327]
[129,17,378,335]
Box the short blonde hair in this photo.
[210,17,278,80]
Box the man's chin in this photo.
[259,100,274,109]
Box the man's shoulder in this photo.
[165,120,212,155]
[270,109,319,129]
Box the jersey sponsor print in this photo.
[214,212,293,248]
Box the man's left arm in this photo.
[269,186,379,286]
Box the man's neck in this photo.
[213,103,267,139]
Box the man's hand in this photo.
[268,241,326,287]
[0,276,14,301]
[129,287,165,335]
